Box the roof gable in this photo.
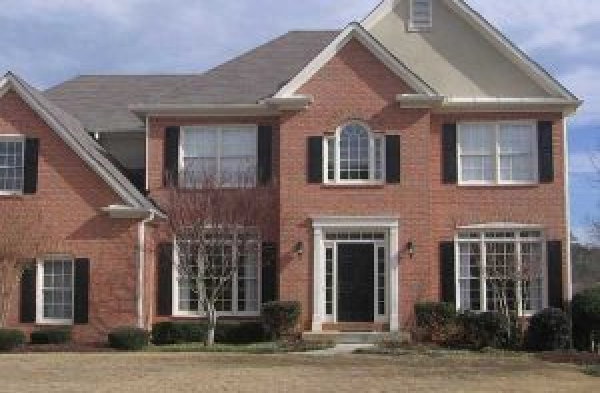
[362,0,579,102]
[0,72,156,212]
[274,22,437,98]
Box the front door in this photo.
[337,243,375,322]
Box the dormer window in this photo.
[410,0,433,31]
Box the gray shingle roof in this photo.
[44,30,339,132]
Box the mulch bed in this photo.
[536,351,600,365]
[10,343,115,354]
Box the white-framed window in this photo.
[0,135,25,194]
[37,256,74,324]
[456,228,546,316]
[458,121,538,185]
[180,125,257,187]
[409,0,433,31]
[324,121,385,184]
[173,233,260,317]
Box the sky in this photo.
[0,0,598,242]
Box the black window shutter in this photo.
[164,126,180,187]
[538,121,554,183]
[307,136,323,183]
[74,258,90,324]
[257,125,273,185]
[157,243,174,316]
[442,124,458,184]
[261,242,278,303]
[23,138,40,194]
[385,135,401,183]
[547,240,563,309]
[19,260,36,323]
[440,242,456,306]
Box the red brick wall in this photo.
[0,90,140,343]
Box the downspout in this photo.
[137,211,156,329]
[563,117,573,301]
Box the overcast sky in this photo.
[0,0,598,242]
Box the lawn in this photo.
[0,350,597,392]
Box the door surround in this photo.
[311,216,400,332]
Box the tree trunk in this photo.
[205,302,217,346]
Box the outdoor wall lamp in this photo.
[406,241,416,259]
[293,241,304,256]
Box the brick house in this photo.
[0,0,581,342]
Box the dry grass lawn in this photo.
[0,351,597,392]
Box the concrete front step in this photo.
[303,331,411,344]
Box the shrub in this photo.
[215,321,266,344]
[108,327,150,351]
[525,308,571,351]
[571,286,600,351]
[414,302,456,343]
[152,322,206,345]
[30,328,72,345]
[261,301,301,339]
[0,329,26,352]
[457,311,508,349]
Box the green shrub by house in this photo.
[458,311,508,349]
[261,301,301,339]
[30,327,72,345]
[414,302,456,342]
[108,327,150,351]
[571,286,600,351]
[152,321,207,345]
[0,329,26,352]
[525,308,571,351]
[215,321,266,344]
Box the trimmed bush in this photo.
[152,322,206,345]
[215,321,266,344]
[30,328,71,345]
[458,311,508,349]
[108,327,150,351]
[0,329,26,352]
[572,286,600,351]
[525,308,571,351]
[414,302,456,343]
[261,301,301,339]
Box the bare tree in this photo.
[486,246,544,340]
[164,167,275,345]
[0,204,52,327]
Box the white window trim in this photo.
[454,227,548,317]
[36,255,75,325]
[409,0,433,32]
[457,120,539,186]
[323,121,386,185]
[0,134,25,196]
[178,124,258,188]
[171,237,261,318]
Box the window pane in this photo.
[326,137,335,181]
[222,129,255,157]
[458,242,482,311]
[42,258,74,320]
[459,124,494,154]
[183,129,217,158]
[0,139,24,192]
[498,124,534,182]
[461,156,494,182]
[339,123,371,181]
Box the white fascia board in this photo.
[129,103,280,117]
[260,95,314,110]
[102,205,154,219]
[274,22,437,99]
[437,97,582,115]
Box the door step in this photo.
[303,331,411,344]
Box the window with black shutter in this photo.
[164,126,180,187]
[157,243,174,316]
[257,125,273,185]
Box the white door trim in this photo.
[311,216,400,332]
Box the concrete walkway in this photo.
[297,343,375,356]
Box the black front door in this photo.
[337,243,375,322]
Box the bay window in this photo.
[456,229,545,316]
[458,122,537,185]
[173,233,260,316]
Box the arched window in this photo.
[324,121,384,183]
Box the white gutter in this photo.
[137,211,156,329]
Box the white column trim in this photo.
[388,225,400,332]
[312,227,324,331]
[563,118,573,301]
